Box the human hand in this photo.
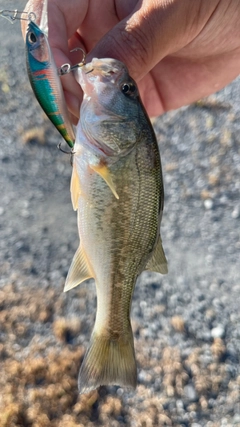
[22,0,240,123]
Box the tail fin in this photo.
[78,329,137,394]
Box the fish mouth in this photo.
[83,58,126,76]
[77,58,126,96]
[84,67,94,75]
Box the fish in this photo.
[65,58,168,394]
[25,0,75,148]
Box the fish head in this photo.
[26,21,50,63]
[76,58,144,158]
[78,58,136,98]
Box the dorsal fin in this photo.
[146,237,168,274]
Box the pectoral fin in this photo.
[90,164,119,200]
[146,238,168,274]
[70,165,81,211]
[64,245,93,292]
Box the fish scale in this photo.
[65,58,168,393]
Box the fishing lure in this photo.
[25,0,77,149]
[26,19,77,148]
[1,4,85,149]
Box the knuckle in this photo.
[119,22,152,76]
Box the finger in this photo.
[77,0,138,53]
[22,0,89,42]
[47,1,88,119]
[64,88,83,123]
[67,108,79,127]
[88,0,220,82]
[151,52,240,112]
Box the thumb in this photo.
[88,0,217,82]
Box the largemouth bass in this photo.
[65,58,168,394]
[25,0,75,148]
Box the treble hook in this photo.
[70,47,86,70]
[58,47,86,76]
[0,9,36,24]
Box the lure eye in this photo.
[121,83,136,96]
[28,31,37,44]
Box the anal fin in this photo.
[146,237,168,274]
[64,245,93,292]
[90,163,119,200]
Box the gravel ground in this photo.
[0,2,240,426]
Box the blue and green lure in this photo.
[25,1,75,148]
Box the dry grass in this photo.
[0,279,237,426]
[21,127,46,145]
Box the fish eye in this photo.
[28,31,37,44]
[121,83,136,96]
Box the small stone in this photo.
[140,300,147,309]
[138,369,152,383]
[231,207,240,219]
[219,195,229,204]
[1,82,10,93]
[176,399,184,410]
[204,198,213,210]
[233,414,240,424]
[184,384,198,402]
[208,173,219,186]
[201,189,211,200]
[20,209,30,218]
[211,325,225,339]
